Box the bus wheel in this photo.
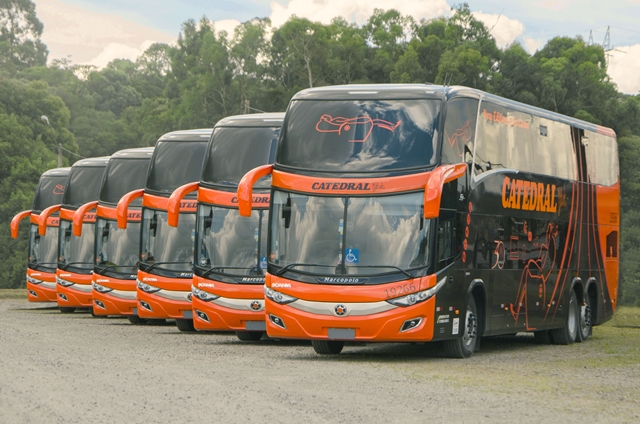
[236,331,264,341]
[577,292,592,343]
[127,315,147,325]
[443,295,478,358]
[312,340,344,355]
[550,291,578,345]
[175,318,195,332]
[59,307,75,313]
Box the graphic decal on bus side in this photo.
[53,184,65,195]
[447,120,472,159]
[501,177,557,213]
[315,114,401,142]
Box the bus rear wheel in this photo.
[550,291,578,345]
[443,295,478,358]
[577,292,592,343]
[59,307,75,313]
[312,340,344,355]
[175,318,195,332]
[236,331,264,341]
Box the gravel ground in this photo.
[0,299,639,423]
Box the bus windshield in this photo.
[269,190,431,281]
[140,209,195,274]
[201,127,279,188]
[196,205,268,279]
[58,219,95,273]
[95,218,140,278]
[29,224,59,272]
[277,99,440,173]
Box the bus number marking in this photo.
[384,282,417,299]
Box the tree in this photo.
[0,0,47,75]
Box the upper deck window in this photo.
[147,141,209,194]
[63,166,105,207]
[201,127,279,188]
[32,175,67,212]
[277,99,440,173]
[99,158,150,204]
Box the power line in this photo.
[60,146,86,159]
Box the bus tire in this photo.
[550,291,578,345]
[534,330,553,344]
[312,340,344,355]
[127,315,147,325]
[175,318,195,332]
[443,295,478,358]
[59,307,75,313]
[236,331,264,341]
[577,291,592,343]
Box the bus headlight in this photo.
[192,286,219,302]
[137,279,160,294]
[386,276,447,307]
[264,286,297,305]
[92,282,113,293]
[56,276,75,287]
[27,276,43,285]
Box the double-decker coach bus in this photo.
[38,157,110,313]
[11,167,70,302]
[117,130,210,329]
[168,113,283,339]
[72,148,154,319]
[238,84,619,357]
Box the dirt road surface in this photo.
[1,299,638,423]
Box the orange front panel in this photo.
[198,187,271,209]
[264,297,436,342]
[136,270,191,319]
[91,275,138,316]
[143,193,197,212]
[26,269,57,302]
[192,277,265,331]
[56,270,93,307]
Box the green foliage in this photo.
[1,1,640,298]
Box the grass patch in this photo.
[608,305,640,328]
[0,289,27,299]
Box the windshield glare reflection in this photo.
[270,190,431,278]
[140,209,195,272]
[58,219,95,272]
[95,218,140,276]
[196,206,268,277]
[29,224,58,270]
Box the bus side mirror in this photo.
[282,197,291,229]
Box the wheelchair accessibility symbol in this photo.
[345,248,359,264]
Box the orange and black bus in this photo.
[238,84,619,357]
[168,113,283,339]
[72,148,154,318]
[117,130,210,329]
[11,167,70,302]
[38,157,110,313]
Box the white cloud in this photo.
[86,40,156,68]
[608,44,640,95]
[472,12,524,48]
[268,0,451,28]
[213,19,241,38]
[523,37,543,54]
[37,0,174,66]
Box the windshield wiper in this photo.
[274,263,334,276]
[59,261,93,271]
[347,265,414,279]
[141,261,190,273]
[201,266,262,279]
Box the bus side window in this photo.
[436,209,456,271]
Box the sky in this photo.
[34,0,640,94]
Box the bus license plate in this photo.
[328,328,355,340]
[246,321,266,331]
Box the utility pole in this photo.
[244,100,250,114]
[58,144,62,167]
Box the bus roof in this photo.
[157,128,213,142]
[292,84,615,137]
[109,147,154,160]
[215,113,285,128]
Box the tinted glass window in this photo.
[100,158,151,204]
[147,141,208,193]
[63,166,106,207]
[58,219,95,273]
[584,131,618,186]
[29,224,58,271]
[277,99,440,172]
[442,98,478,165]
[95,218,140,277]
[202,127,279,188]
[32,175,67,212]
[140,209,195,273]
